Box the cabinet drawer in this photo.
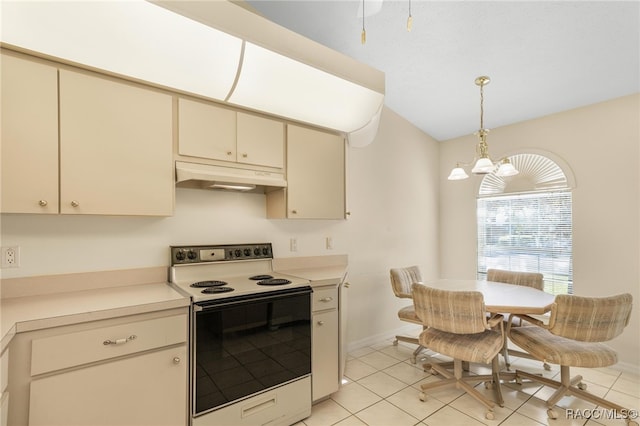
[312,287,338,312]
[31,314,187,376]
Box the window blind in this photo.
[477,191,573,294]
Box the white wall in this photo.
[439,94,640,369]
[0,105,441,347]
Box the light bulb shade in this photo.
[448,167,469,180]
[471,157,494,174]
[495,161,519,177]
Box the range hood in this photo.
[1,0,385,146]
[175,161,286,193]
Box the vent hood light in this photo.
[0,0,242,100]
[175,162,286,192]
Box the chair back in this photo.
[412,284,488,334]
[390,266,422,299]
[487,268,544,290]
[548,293,633,342]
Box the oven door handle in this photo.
[194,287,312,311]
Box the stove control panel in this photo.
[171,243,273,265]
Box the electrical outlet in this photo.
[290,238,297,252]
[326,237,333,250]
[1,246,20,268]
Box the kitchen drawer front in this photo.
[31,314,187,376]
[312,287,338,312]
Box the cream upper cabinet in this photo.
[236,112,284,168]
[268,124,345,219]
[178,98,237,162]
[0,52,174,216]
[1,52,59,214]
[178,98,284,169]
[59,69,173,216]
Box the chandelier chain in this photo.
[479,82,484,130]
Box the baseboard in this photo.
[611,361,640,376]
[346,324,421,354]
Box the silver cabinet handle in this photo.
[103,335,136,346]
[320,297,333,302]
[242,153,248,158]
[39,200,48,206]
[226,151,233,156]
[70,200,80,207]
[317,321,325,326]
[173,357,181,364]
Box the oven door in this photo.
[192,287,312,417]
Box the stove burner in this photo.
[257,278,292,286]
[190,280,227,288]
[249,274,273,281]
[202,286,234,294]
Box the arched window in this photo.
[477,153,574,294]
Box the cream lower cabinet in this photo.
[267,124,346,219]
[0,50,174,216]
[6,309,188,426]
[311,286,340,401]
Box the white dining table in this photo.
[421,278,556,315]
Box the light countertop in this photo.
[1,257,348,352]
[1,268,189,352]
[273,254,348,286]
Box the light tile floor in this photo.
[298,340,640,426]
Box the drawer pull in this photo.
[320,297,333,302]
[103,335,137,346]
[317,321,325,326]
[173,357,181,364]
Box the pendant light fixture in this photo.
[407,0,413,32]
[361,0,367,44]
[447,76,519,181]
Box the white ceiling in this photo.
[245,1,639,141]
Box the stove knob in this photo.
[244,248,251,256]
[187,250,197,260]
[254,248,261,256]
[262,247,270,255]
[234,249,242,257]
[175,250,186,261]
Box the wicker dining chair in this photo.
[486,268,547,370]
[508,293,635,424]
[389,266,426,363]
[412,284,505,420]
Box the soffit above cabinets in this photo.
[1,0,385,140]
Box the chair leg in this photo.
[515,366,638,424]
[421,359,502,419]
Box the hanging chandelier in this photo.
[447,76,519,181]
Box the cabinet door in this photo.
[28,345,187,426]
[237,112,284,168]
[59,70,173,216]
[286,125,345,219]
[312,309,339,401]
[0,53,59,214]
[178,98,236,162]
